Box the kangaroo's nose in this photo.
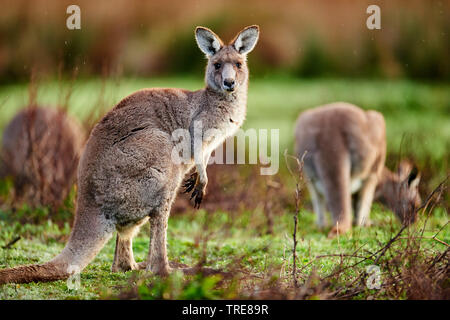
[223,79,235,91]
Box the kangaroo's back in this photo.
[295,103,385,175]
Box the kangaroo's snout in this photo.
[222,62,237,92]
[223,78,235,91]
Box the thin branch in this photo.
[2,236,21,249]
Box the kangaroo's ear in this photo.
[407,166,420,190]
[397,160,413,180]
[195,27,223,57]
[231,25,259,55]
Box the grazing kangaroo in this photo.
[1,106,85,208]
[0,25,259,283]
[294,102,421,237]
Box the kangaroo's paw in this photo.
[190,187,204,209]
[182,172,198,193]
[182,172,205,208]
[111,261,139,272]
[147,263,173,277]
[327,223,351,238]
[361,219,373,227]
[136,261,148,270]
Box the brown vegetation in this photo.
[1,0,448,81]
[0,105,86,210]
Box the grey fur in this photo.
[0,25,259,283]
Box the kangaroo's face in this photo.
[378,161,422,225]
[195,25,259,94]
[394,164,421,225]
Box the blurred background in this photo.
[0,0,448,212]
[0,1,448,300]
[1,0,448,81]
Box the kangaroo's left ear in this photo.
[231,25,260,55]
[407,166,421,189]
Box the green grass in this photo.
[0,77,448,299]
[0,205,448,300]
[1,76,448,184]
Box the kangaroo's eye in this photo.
[236,62,242,69]
[214,63,221,70]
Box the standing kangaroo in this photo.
[0,25,259,283]
[294,102,421,237]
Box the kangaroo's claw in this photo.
[183,172,197,193]
[183,172,204,208]
[190,187,203,209]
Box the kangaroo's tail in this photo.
[0,206,113,284]
[0,261,70,284]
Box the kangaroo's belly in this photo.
[313,178,363,196]
[350,178,363,194]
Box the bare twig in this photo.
[284,149,307,288]
[416,174,448,213]
[2,236,21,249]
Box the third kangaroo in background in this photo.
[295,102,421,237]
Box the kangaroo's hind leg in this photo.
[146,196,174,276]
[111,218,148,272]
[317,154,352,237]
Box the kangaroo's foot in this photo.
[327,221,351,238]
[364,219,373,227]
[111,260,140,272]
[146,263,173,277]
[355,219,372,227]
[136,261,148,270]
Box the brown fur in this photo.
[295,103,421,237]
[375,162,421,225]
[0,106,85,208]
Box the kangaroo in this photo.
[1,106,85,208]
[294,102,421,237]
[0,25,259,284]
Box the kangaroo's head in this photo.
[376,161,422,225]
[195,25,259,94]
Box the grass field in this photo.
[0,204,448,300]
[1,77,448,183]
[0,77,448,299]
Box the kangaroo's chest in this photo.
[204,103,245,147]
[203,116,242,156]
